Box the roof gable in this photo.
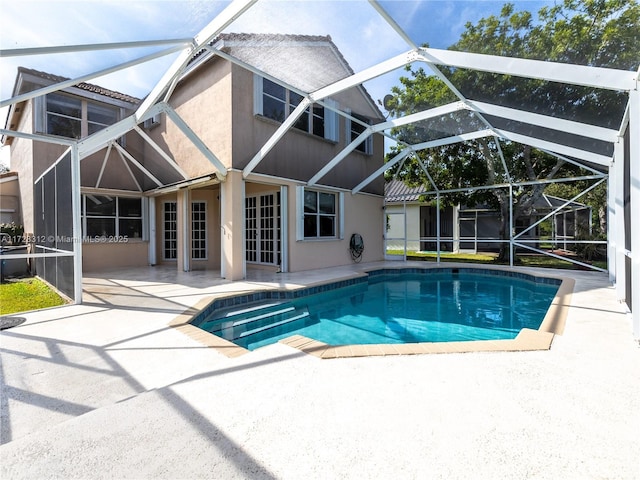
[215,33,352,93]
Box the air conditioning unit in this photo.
[143,114,161,129]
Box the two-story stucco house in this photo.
[3,34,386,296]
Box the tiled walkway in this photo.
[1,262,639,479]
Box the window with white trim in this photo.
[82,195,143,239]
[255,76,339,141]
[163,201,177,260]
[347,112,373,154]
[191,201,207,260]
[298,188,344,240]
[44,93,119,139]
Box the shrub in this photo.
[0,222,25,244]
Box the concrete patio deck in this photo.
[1,262,639,479]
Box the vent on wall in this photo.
[143,114,161,129]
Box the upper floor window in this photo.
[87,102,119,135]
[347,112,373,155]
[46,94,81,138]
[255,76,339,142]
[41,93,120,139]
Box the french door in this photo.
[245,192,281,266]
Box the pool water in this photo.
[193,270,560,351]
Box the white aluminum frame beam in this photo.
[242,50,415,178]
[308,127,372,186]
[0,38,192,57]
[133,125,189,180]
[307,102,467,185]
[352,129,493,194]
[135,0,258,121]
[629,88,640,338]
[465,100,619,143]
[408,128,493,152]
[417,48,636,92]
[114,145,143,192]
[242,97,312,178]
[77,116,139,157]
[492,129,612,166]
[112,142,163,188]
[309,51,416,102]
[1,45,187,109]
[352,148,413,194]
[0,129,76,146]
[71,145,83,302]
[161,104,227,177]
[95,143,113,188]
[514,177,606,238]
[368,0,419,50]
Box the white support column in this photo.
[220,171,245,280]
[280,186,288,273]
[177,189,190,272]
[509,185,514,267]
[614,135,627,300]
[629,88,640,338]
[606,165,615,282]
[436,194,441,262]
[71,145,83,304]
[403,199,408,260]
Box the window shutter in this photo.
[339,192,344,239]
[34,96,44,133]
[323,99,339,142]
[296,186,304,240]
[253,74,263,115]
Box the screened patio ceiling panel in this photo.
[482,114,615,158]
[447,69,630,130]
[394,109,485,145]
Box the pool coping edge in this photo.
[169,266,573,359]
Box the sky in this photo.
[0,0,553,167]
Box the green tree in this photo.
[385,0,639,260]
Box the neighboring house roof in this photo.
[385,178,589,212]
[384,179,429,202]
[542,194,588,210]
[2,67,141,145]
[13,67,142,105]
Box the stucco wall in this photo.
[10,103,35,234]
[287,187,384,272]
[230,66,385,195]
[151,58,234,178]
[0,174,22,225]
[82,241,149,271]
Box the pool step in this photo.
[237,309,310,339]
[205,303,311,341]
[216,301,289,321]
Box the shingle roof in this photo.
[384,179,428,203]
[188,33,382,119]
[212,33,352,93]
[17,67,141,104]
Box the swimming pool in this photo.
[191,268,562,352]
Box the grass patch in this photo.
[0,277,66,315]
[385,250,607,270]
[387,250,497,263]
